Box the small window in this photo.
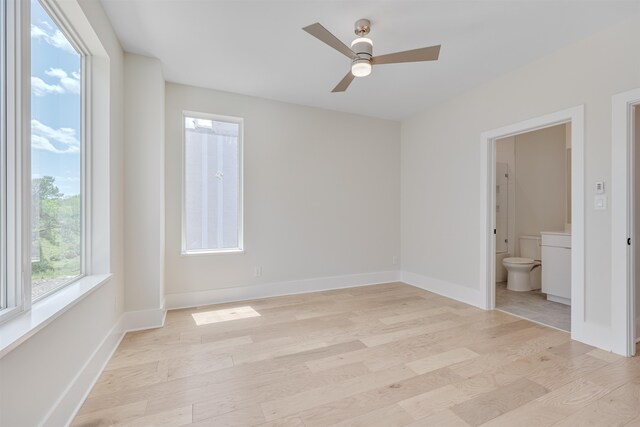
[183,113,243,254]
[30,0,84,300]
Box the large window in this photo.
[30,0,83,300]
[183,113,243,254]
[0,0,90,327]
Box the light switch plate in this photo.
[595,181,605,194]
[595,195,607,210]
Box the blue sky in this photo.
[31,0,81,196]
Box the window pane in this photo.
[184,116,241,252]
[30,0,82,300]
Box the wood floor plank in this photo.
[297,367,462,427]
[406,347,479,375]
[71,283,640,427]
[254,415,305,427]
[407,409,470,427]
[329,403,415,427]
[260,364,416,421]
[449,377,548,426]
[71,400,148,427]
[113,405,192,427]
[480,378,611,427]
[189,361,371,422]
[552,380,640,426]
[188,404,265,427]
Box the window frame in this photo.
[0,0,91,324]
[181,110,244,255]
[0,0,29,324]
[0,0,7,311]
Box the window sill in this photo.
[181,249,245,256]
[0,273,112,359]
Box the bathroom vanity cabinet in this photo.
[541,232,571,305]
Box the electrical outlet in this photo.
[254,266,262,277]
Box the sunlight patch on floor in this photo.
[191,306,261,326]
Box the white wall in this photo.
[165,84,400,305]
[123,54,165,317]
[401,15,640,333]
[513,124,567,255]
[0,0,125,425]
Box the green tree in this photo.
[32,176,62,246]
[31,176,82,282]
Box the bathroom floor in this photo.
[496,282,570,332]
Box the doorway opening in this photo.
[633,104,639,347]
[611,88,640,356]
[494,124,571,331]
[480,106,585,341]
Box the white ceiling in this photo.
[100,0,639,120]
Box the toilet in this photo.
[502,235,542,292]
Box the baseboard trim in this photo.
[122,307,167,332]
[41,316,126,427]
[43,305,167,427]
[401,270,483,308]
[165,270,401,310]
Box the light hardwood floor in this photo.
[72,282,640,427]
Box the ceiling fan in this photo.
[302,19,441,93]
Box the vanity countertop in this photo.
[540,231,571,236]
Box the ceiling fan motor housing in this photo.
[351,18,372,62]
[351,39,372,58]
[351,40,372,74]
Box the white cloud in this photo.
[45,68,80,94]
[31,76,64,96]
[31,120,80,154]
[31,68,80,97]
[31,24,77,55]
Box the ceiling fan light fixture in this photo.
[350,37,373,48]
[302,19,441,92]
[351,58,371,77]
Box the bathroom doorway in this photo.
[480,106,586,341]
[494,124,571,331]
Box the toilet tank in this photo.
[519,235,542,260]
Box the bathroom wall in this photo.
[495,124,568,265]
[513,124,568,255]
[496,137,515,281]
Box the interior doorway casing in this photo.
[611,88,640,357]
[479,106,585,342]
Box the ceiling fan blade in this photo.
[303,23,358,60]
[372,45,441,65]
[331,72,355,93]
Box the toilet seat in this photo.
[503,257,540,265]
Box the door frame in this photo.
[479,105,585,339]
[611,88,640,357]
